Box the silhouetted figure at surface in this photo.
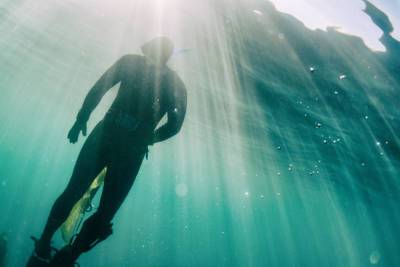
[0,233,7,267]
[26,36,187,267]
[363,0,400,63]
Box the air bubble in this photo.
[369,251,381,265]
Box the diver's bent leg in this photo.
[70,148,145,259]
[37,124,107,254]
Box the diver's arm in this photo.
[152,88,187,144]
[76,56,128,124]
[68,56,128,143]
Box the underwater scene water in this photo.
[0,0,399,266]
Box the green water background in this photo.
[0,0,399,266]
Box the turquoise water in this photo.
[0,0,399,266]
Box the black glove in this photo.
[147,133,156,146]
[67,120,87,144]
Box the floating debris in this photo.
[253,9,263,16]
[309,66,316,73]
[339,74,347,80]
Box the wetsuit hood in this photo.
[141,36,174,66]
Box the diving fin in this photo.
[60,168,106,243]
[48,245,78,267]
[26,250,50,267]
[26,237,57,267]
[26,254,50,267]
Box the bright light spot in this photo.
[175,183,188,197]
[369,251,381,265]
[339,74,347,80]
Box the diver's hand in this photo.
[67,120,87,144]
[147,133,156,146]
[147,137,154,146]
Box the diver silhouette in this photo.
[26,36,187,267]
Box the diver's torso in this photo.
[107,55,176,136]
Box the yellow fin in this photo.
[60,168,107,243]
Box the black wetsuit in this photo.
[40,54,187,258]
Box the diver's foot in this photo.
[26,255,50,267]
[26,237,52,267]
[49,245,77,267]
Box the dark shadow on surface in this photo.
[213,0,400,199]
